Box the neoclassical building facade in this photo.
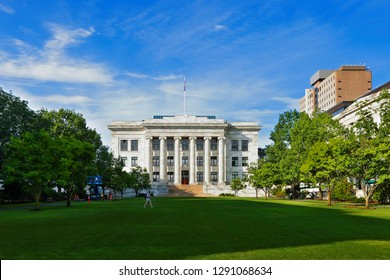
[108,115,260,196]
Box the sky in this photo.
[1,0,389,147]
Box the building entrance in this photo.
[181,170,189,185]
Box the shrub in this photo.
[219,193,234,197]
[332,180,356,202]
[372,184,390,204]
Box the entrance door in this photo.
[181,170,189,185]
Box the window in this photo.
[242,172,248,179]
[167,156,174,166]
[231,140,239,151]
[153,172,160,182]
[211,138,218,150]
[196,139,204,151]
[153,156,160,166]
[152,139,160,151]
[197,156,203,166]
[167,138,174,151]
[181,139,189,151]
[211,172,218,182]
[167,172,174,182]
[120,140,128,151]
[232,172,239,180]
[120,156,127,165]
[232,157,239,167]
[197,172,203,183]
[242,157,248,167]
[131,140,138,151]
[131,157,138,167]
[241,140,249,151]
[182,156,189,166]
[211,156,218,166]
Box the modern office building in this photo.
[108,115,260,196]
[300,65,372,115]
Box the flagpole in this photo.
[183,76,186,115]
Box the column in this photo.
[145,137,152,179]
[174,136,181,184]
[218,137,225,185]
[189,136,196,184]
[159,137,167,183]
[204,137,211,185]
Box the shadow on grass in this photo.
[1,198,390,259]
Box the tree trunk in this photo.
[327,190,332,206]
[318,187,323,200]
[33,192,41,210]
[255,188,258,199]
[67,195,71,207]
[365,197,370,209]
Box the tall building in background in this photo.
[108,115,260,196]
[300,65,372,116]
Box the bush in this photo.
[271,186,286,198]
[372,184,390,204]
[219,193,234,197]
[332,180,356,202]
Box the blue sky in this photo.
[1,0,389,147]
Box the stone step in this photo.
[165,184,209,197]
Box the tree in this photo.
[301,137,350,206]
[53,137,96,207]
[230,178,246,197]
[348,91,390,208]
[348,135,390,208]
[0,90,41,180]
[3,131,56,210]
[111,170,133,199]
[94,145,117,193]
[39,108,102,150]
[129,166,151,197]
[265,110,300,163]
[247,160,280,199]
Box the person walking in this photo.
[144,191,153,208]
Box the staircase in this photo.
[166,184,208,197]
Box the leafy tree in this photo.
[129,166,151,197]
[230,178,246,197]
[53,137,95,207]
[285,111,344,198]
[349,93,390,208]
[111,170,133,199]
[39,108,102,150]
[94,145,117,193]
[0,90,41,179]
[108,157,126,199]
[265,110,300,163]
[3,131,56,210]
[247,160,280,199]
[301,137,350,206]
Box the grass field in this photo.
[1,197,390,260]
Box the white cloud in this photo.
[232,109,279,121]
[0,25,113,84]
[152,74,182,81]
[214,24,227,31]
[125,72,149,79]
[272,97,300,110]
[0,3,14,14]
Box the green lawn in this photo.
[1,197,390,260]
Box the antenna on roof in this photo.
[183,76,186,115]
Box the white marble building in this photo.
[107,115,260,196]
[334,81,390,127]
